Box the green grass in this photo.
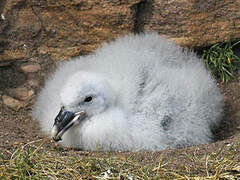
[1,139,240,179]
[202,39,240,83]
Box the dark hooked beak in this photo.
[51,107,87,142]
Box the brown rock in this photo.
[1,0,240,62]
[9,86,34,101]
[2,95,24,110]
[35,0,141,60]
[0,50,28,61]
[20,63,41,73]
[141,0,240,47]
[0,0,39,61]
[0,0,141,61]
[27,79,40,88]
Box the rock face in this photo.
[0,0,240,63]
[0,0,141,61]
[140,0,240,47]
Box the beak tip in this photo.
[51,109,87,143]
[52,136,62,142]
[51,125,62,142]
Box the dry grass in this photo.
[0,139,240,179]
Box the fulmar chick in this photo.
[32,33,223,151]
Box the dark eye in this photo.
[84,96,93,102]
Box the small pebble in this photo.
[2,95,24,110]
[20,63,41,73]
[9,86,34,100]
[27,79,40,88]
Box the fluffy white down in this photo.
[32,33,223,151]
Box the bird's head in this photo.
[51,71,116,142]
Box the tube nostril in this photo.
[52,108,87,141]
[54,110,75,126]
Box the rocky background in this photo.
[1,0,240,62]
[0,0,240,144]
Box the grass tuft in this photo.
[202,39,240,83]
[0,140,240,179]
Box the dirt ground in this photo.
[0,56,240,156]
